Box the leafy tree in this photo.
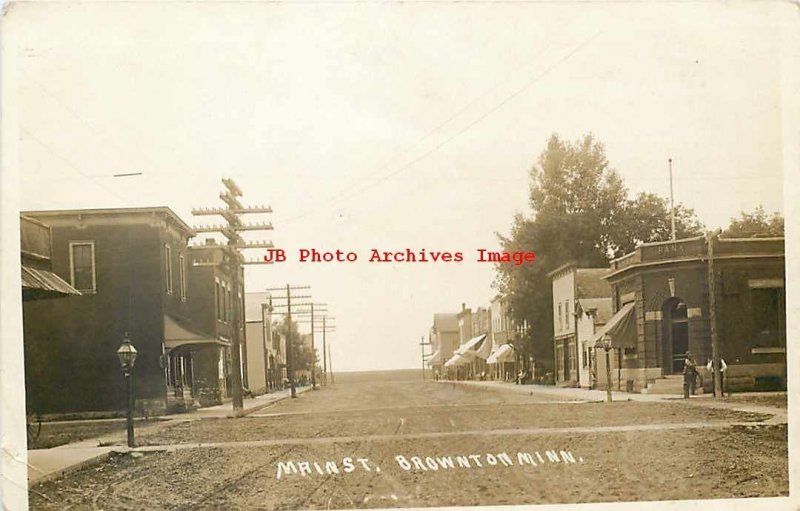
[272,317,318,372]
[495,133,705,374]
[612,193,705,256]
[721,206,784,238]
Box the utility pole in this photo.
[193,178,274,415]
[328,343,334,384]
[267,285,311,398]
[261,297,273,392]
[669,158,676,241]
[707,231,722,398]
[314,316,335,386]
[293,303,329,391]
[420,336,432,380]
[322,316,328,383]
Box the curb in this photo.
[27,387,316,488]
[223,386,312,418]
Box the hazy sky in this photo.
[8,0,794,371]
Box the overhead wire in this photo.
[281,30,602,225]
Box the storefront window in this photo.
[750,287,786,347]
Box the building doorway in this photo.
[663,298,689,374]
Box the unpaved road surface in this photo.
[29,373,788,510]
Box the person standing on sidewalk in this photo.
[706,357,728,396]
[683,352,698,398]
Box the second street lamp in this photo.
[595,334,613,403]
[116,333,138,448]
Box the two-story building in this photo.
[427,313,459,377]
[177,238,245,406]
[444,304,491,380]
[22,208,244,415]
[244,291,283,394]
[487,295,517,381]
[547,264,612,387]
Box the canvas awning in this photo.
[455,334,487,356]
[426,348,442,367]
[487,344,514,364]
[444,352,475,367]
[163,315,231,350]
[21,266,81,300]
[474,335,493,359]
[592,302,637,348]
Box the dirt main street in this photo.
[29,371,789,510]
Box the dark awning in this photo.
[21,266,81,300]
[163,314,230,350]
[592,302,637,348]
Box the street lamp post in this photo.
[116,333,138,448]
[595,334,613,403]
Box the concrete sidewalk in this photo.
[27,385,313,488]
[447,379,673,402]
[446,380,788,421]
[190,385,311,419]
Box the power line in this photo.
[21,126,128,205]
[282,31,600,224]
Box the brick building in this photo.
[599,236,786,392]
[22,208,243,415]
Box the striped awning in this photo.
[455,334,487,356]
[487,344,514,364]
[592,302,636,348]
[21,266,81,300]
[444,352,475,367]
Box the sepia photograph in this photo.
[1,0,798,510]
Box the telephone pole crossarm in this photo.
[191,177,274,416]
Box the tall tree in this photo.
[721,206,784,238]
[611,192,705,256]
[495,133,704,375]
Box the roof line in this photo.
[24,207,195,236]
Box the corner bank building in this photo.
[601,235,786,392]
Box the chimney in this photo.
[461,303,466,312]
[205,238,217,246]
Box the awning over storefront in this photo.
[474,335,493,359]
[164,315,231,350]
[455,334,487,356]
[444,352,475,367]
[487,344,514,364]
[592,302,636,348]
[21,266,81,300]
[426,348,442,367]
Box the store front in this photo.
[602,236,785,392]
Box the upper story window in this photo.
[565,301,570,330]
[165,244,173,295]
[221,282,228,322]
[179,254,186,301]
[557,303,562,332]
[215,279,222,320]
[227,287,233,323]
[69,241,96,293]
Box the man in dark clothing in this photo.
[683,352,698,398]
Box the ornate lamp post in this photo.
[594,334,613,403]
[116,333,138,448]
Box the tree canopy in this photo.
[495,133,705,372]
[721,206,784,238]
[272,317,319,372]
